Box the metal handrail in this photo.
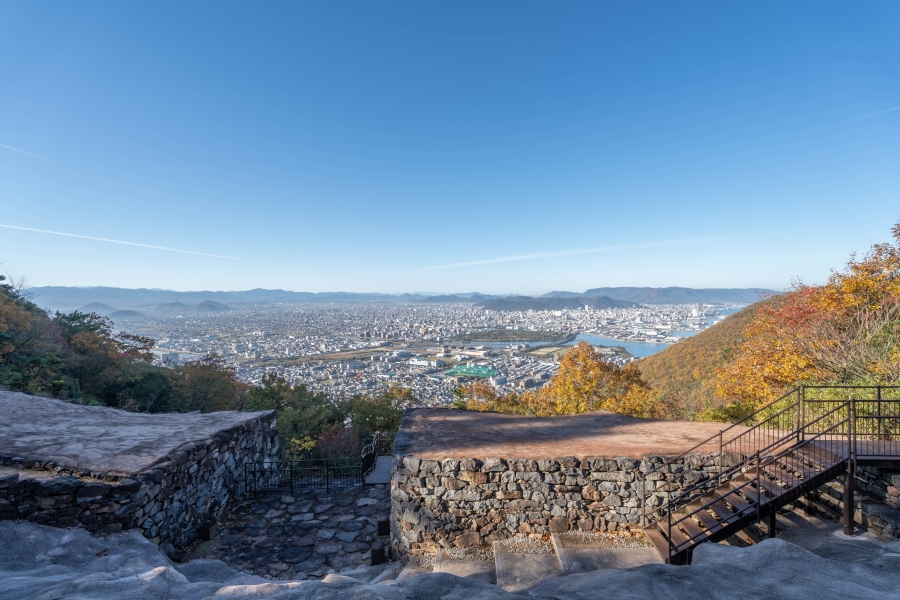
[663,416,851,557]
[641,385,900,528]
[642,387,801,478]
[649,402,850,523]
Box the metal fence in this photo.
[244,458,363,494]
[245,431,396,495]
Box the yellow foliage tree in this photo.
[466,341,661,418]
[714,221,900,415]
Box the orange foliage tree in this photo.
[465,341,661,418]
[714,221,900,415]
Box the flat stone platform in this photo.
[0,390,272,475]
[398,408,742,460]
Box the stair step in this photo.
[658,518,692,549]
[714,487,753,513]
[802,442,842,465]
[644,529,672,561]
[675,514,708,541]
[686,502,724,532]
[793,446,838,470]
[754,472,787,498]
[761,463,799,488]
[709,500,740,523]
[740,484,769,504]
[780,456,817,479]
[731,471,784,501]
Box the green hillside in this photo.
[637,296,782,416]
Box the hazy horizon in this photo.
[2,3,898,294]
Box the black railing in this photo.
[640,384,900,560]
[245,431,397,495]
[361,431,396,477]
[245,458,363,494]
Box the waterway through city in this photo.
[567,308,743,358]
[464,308,743,358]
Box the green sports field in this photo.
[444,365,498,378]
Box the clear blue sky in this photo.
[1,2,898,295]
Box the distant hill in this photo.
[77,302,117,315]
[581,287,774,305]
[415,293,498,304]
[155,301,192,312]
[28,285,775,313]
[108,310,146,319]
[540,291,585,298]
[637,295,783,415]
[479,295,639,311]
[193,300,230,311]
[28,287,464,312]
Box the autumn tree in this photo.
[349,385,418,436]
[714,220,900,416]
[174,354,248,412]
[465,341,660,418]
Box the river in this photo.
[567,308,743,358]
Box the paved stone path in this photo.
[187,483,391,580]
[364,456,393,484]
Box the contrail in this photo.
[807,105,900,134]
[412,230,803,273]
[412,239,689,272]
[0,143,65,164]
[0,224,236,259]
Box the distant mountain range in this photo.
[27,285,776,312]
[478,296,639,311]
[575,287,774,304]
[74,298,230,316]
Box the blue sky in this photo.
[1,2,898,294]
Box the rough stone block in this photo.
[453,531,482,547]
[548,517,569,532]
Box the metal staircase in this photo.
[640,385,900,564]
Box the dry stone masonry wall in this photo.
[390,453,717,557]
[0,412,278,556]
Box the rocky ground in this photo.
[186,483,391,579]
[3,520,900,600]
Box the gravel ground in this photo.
[442,546,495,561]
[496,534,554,554]
[560,530,651,548]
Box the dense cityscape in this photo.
[117,302,742,405]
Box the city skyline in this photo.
[2,2,899,293]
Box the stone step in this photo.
[493,540,563,593]
[433,550,496,584]
[550,533,662,572]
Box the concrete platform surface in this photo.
[401,408,742,460]
[0,390,272,475]
[434,551,496,584]
[493,542,563,593]
[551,533,661,572]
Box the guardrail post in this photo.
[755,451,761,524]
[718,431,723,486]
[843,457,855,536]
[877,385,883,442]
[640,468,646,528]
[667,502,672,563]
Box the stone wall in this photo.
[0,411,279,556]
[390,453,716,557]
[816,466,900,540]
